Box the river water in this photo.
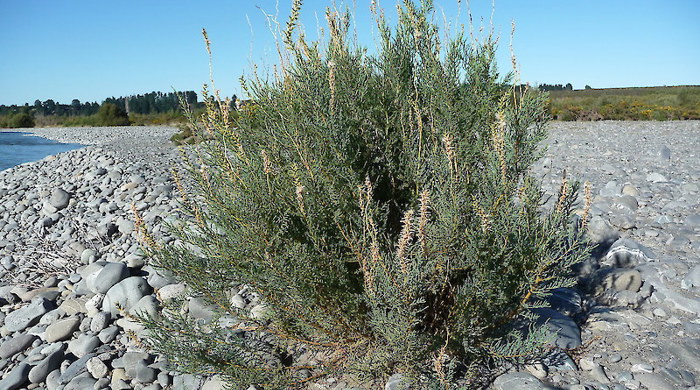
[0,131,83,171]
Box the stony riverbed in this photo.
[0,122,698,390]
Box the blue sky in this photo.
[0,0,698,106]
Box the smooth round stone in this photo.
[102,276,152,315]
[48,188,71,210]
[97,326,120,344]
[67,334,101,358]
[44,316,80,342]
[92,262,129,294]
[157,283,186,301]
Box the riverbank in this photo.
[0,122,699,390]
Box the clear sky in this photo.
[1,0,698,106]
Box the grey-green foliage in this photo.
[138,0,590,388]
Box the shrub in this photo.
[95,103,129,126]
[7,112,35,128]
[138,1,589,388]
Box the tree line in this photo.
[0,90,200,118]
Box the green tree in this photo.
[9,112,35,128]
[139,1,589,388]
[71,99,81,115]
[96,102,129,126]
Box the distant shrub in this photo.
[96,103,130,126]
[7,112,35,128]
[138,1,590,388]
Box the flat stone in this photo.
[58,353,95,384]
[67,334,101,358]
[44,316,80,342]
[0,333,36,359]
[492,372,548,390]
[636,373,674,390]
[0,362,31,390]
[3,297,52,332]
[603,238,655,267]
[64,375,97,390]
[28,349,64,383]
[646,172,668,183]
[59,297,88,315]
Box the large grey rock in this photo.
[492,372,549,390]
[102,276,152,315]
[28,349,64,383]
[532,308,581,350]
[603,238,655,268]
[92,262,129,294]
[49,188,71,210]
[0,362,31,390]
[44,316,80,342]
[0,333,36,359]
[3,297,52,332]
[586,216,620,245]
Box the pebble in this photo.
[43,316,80,342]
[28,349,64,383]
[0,333,36,359]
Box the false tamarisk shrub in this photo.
[138,0,590,388]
